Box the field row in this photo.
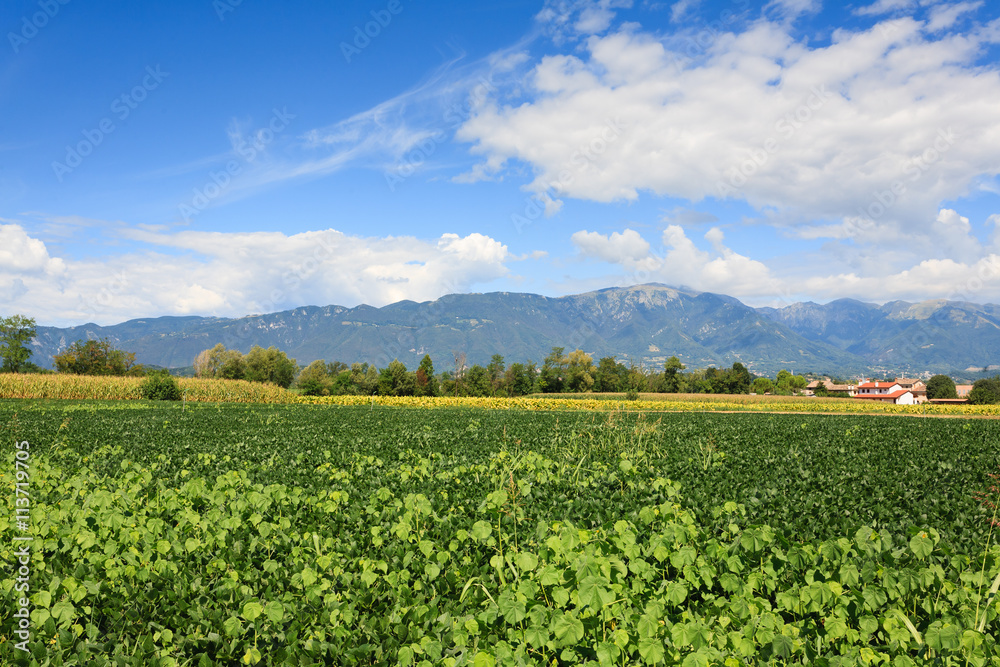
[3,373,1000,415]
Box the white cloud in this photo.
[456,11,1000,252]
[855,0,915,17]
[926,1,982,32]
[804,254,1000,302]
[572,228,651,262]
[936,208,971,232]
[670,0,701,23]
[765,0,820,20]
[536,0,634,40]
[569,225,777,297]
[0,226,516,326]
[0,225,65,274]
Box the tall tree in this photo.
[194,343,245,379]
[463,365,492,397]
[727,362,752,394]
[487,354,506,396]
[969,376,1000,405]
[414,354,438,397]
[54,338,139,376]
[296,360,332,396]
[926,374,958,399]
[377,359,414,396]
[564,349,595,392]
[504,362,534,396]
[538,347,566,393]
[0,314,37,373]
[662,356,686,393]
[594,356,625,392]
[244,346,298,388]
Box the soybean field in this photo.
[3,400,1000,665]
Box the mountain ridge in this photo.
[24,284,1000,378]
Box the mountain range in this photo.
[26,284,1000,379]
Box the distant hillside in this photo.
[757,298,1000,377]
[29,284,870,377]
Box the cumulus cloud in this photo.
[569,225,777,297]
[0,225,65,274]
[0,226,517,326]
[804,254,1000,303]
[571,228,650,263]
[456,9,1000,251]
[936,208,971,232]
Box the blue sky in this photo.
[3,0,1000,326]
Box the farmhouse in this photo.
[853,381,915,405]
[894,378,928,403]
[804,379,856,396]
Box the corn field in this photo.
[0,374,295,403]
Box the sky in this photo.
[3,0,1000,327]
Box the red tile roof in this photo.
[858,381,900,389]
[854,390,911,400]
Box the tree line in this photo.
[290,348,795,399]
[5,312,1000,403]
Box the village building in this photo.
[894,378,928,403]
[853,381,915,405]
[804,379,856,396]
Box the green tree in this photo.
[54,338,140,376]
[327,360,349,376]
[487,354,506,396]
[623,364,647,396]
[504,362,534,396]
[726,362,752,394]
[244,346,297,388]
[774,369,807,395]
[414,355,438,397]
[538,347,566,393]
[564,349,595,393]
[969,376,1000,405]
[926,374,958,400]
[663,356,686,393]
[193,343,245,380]
[594,356,625,392]
[296,360,332,396]
[377,359,414,396]
[361,364,380,395]
[0,314,37,373]
[751,377,773,394]
[463,364,492,397]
